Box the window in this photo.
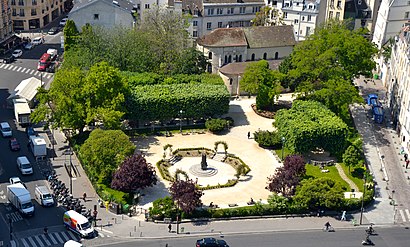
[193,9,198,15]
[144,4,149,9]
[32,0,36,5]
[252,6,260,13]
[208,52,212,59]
[239,55,242,62]
[251,53,255,61]
[283,12,288,18]
[329,11,333,18]
[227,7,234,14]
[336,12,340,19]
[19,9,24,16]
[193,31,198,37]
[300,29,302,35]
[11,0,15,5]
[272,0,277,5]
[18,0,24,5]
[217,8,223,15]
[218,22,222,28]
[337,0,342,8]
[207,8,214,15]
[308,4,313,9]
[207,65,212,73]
[240,7,246,14]
[94,14,99,20]
[294,19,298,24]
[239,21,244,27]
[31,8,36,15]
[193,20,198,27]
[307,15,312,21]
[263,53,267,60]
[206,22,212,30]
[12,8,16,16]
[224,55,228,64]
[405,12,410,19]
[306,26,311,35]
[275,52,279,59]
[229,78,233,85]
[330,0,334,7]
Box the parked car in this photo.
[9,177,26,188]
[17,156,33,175]
[196,238,229,247]
[12,49,23,58]
[24,42,34,50]
[0,122,12,137]
[48,27,59,35]
[26,126,37,137]
[2,55,15,64]
[59,18,68,27]
[32,37,44,46]
[9,138,20,151]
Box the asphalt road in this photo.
[0,30,67,245]
[90,226,410,247]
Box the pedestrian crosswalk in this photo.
[397,209,410,223]
[11,230,110,247]
[6,212,23,223]
[0,63,53,79]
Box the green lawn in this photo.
[340,163,365,192]
[305,164,351,191]
[273,148,293,161]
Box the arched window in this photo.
[251,53,255,61]
[235,55,238,62]
[229,78,233,85]
[239,55,242,62]
[263,52,267,60]
[207,64,212,73]
[228,55,232,63]
[275,52,279,59]
[224,55,228,64]
[208,52,212,59]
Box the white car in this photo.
[59,18,68,27]
[17,156,33,175]
[0,122,12,137]
[24,42,33,50]
[32,37,44,46]
[9,177,27,188]
[12,49,23,58]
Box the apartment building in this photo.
[384,23,410,152]
[11,0,70,31]
[0,0,14,51]
[373,0,410,50]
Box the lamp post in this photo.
[392,190,396,223]
[179,110,183,133]
[360,173,367,225]
[63,149,73,194]
[281,137,286,160]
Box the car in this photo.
[0,122,12,137]
[9,176,27,186]
[196,238,229,247]
[48,27,59,35]
[17,156,33,175]
[59,18,68,27]
[24,42,34,50]
[12,49,23,58]
[32,37,44,46]
[26,126,37,137]
[9,138,20,151]
[2,55,15,64]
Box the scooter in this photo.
[361,238,374,246]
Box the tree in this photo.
[342,144,363,173]
[252,7,284,26]
[79,129,135,184]
[169,179,202,214]
[266,155,306,197]
[63,19,79,51]
[293,177,345,210]
[287,20,378,90]
[173,47,208,75]
[149,196,177,220]
[240,60,272,95]
[111,154,157,193]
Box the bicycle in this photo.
[323,226,335,232]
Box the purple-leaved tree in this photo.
[169,179,202,214]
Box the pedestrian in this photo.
[168,223,172,233]
[82,192,87,202]
[405,153,408,161]
[247,131,251,139]
[406,160,409,169]
[43,226,48,235]
[341,211,346,221]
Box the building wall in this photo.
[69,2,134,29]
[0,0,13,41]
[11,0,67,30]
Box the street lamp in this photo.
[63,149,73,194]
[281,137,286,160]
[179,110,183,133]
[392,190,396,224]
[360,173,367,225]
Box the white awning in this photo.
[7,77,43,101]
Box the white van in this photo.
[17,156,33,175]
[35,185,54,206]
[0,122,12,137]
[64,240,83,247]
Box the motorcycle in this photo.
[361,238,374,246]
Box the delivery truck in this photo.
[63,210,95,238]
[7,183,35,216]
[13,98,31,126]
[29,136,47,160]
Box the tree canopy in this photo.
[111,154,157,193]
[169,179,202,214]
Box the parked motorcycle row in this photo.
[46,171,93,221]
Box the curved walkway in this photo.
[335,164,360,192]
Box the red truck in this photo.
[37,53,51,71]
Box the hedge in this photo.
[122,72,225,86]
[254,130,282,149]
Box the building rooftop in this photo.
[197,28,248,47]
[70,0,136,14]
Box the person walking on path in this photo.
[406,160,409,169]
[168,224,172,233]
[247,131,251,139]
[43,226,48,235]
[82,192,87,202]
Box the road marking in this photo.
[53,231,64,243]
[29,70,35,74]
[399,210,406,222]
[101,229,113,234]
[60,231,70,241]
[12,66,18,71]
[67,231,77,240]
[16,67,22,72]
[6,212,23,223]
[20,238,29,247]
[48,232,58,244]
[34,71,40,76]
[27,236,36,246]
[405,209,410,221]
[34,235,45,247]
[98,232,104,237]
[4,64,11,69]
[20,68,27,73]
[0,64,5,68]
[39,234,51,246]
[10,240,16,247]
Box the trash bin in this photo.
[373,74,379,80]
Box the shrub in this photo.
[254,130,282,148]
[205,118,228,133]
[96,183,131,205]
